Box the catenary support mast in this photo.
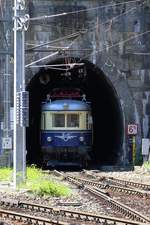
[13,0,29,188]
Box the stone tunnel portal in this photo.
[26,59,124,166]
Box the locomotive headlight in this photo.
[47,136,52,142]
[79,136,84,142]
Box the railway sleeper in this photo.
[52,208,60,216]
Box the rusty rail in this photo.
[68,175,150,198]
[53,171,150,224]
[0,207,69,225]
[0,199,147,225]
[106,176,150,191]
[83,170,150,191]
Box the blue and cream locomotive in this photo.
[40,89,92,167]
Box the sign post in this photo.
[127,124,138,164]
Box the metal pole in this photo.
[1,1,12,163]
[13,0,17,188]
[132,136,136,164]
[13,0,29,188]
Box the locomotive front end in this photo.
[40,91,92,167]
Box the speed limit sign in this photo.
[127,124,138,135]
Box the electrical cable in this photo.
[25,51,59,68]
[78,29,150,61]
[26,33,82,68]
[27,29,150,71]
[26,30,86,51]
[29,0,142,21]
[26,28,150,70]
[26,0,145,52]
[26,0,149,70]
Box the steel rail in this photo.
[52,171,150,224]
[82,170,150,191]
[68,175,150,198]
[0,199,147,225]
[106,177,150,191]
[0,207,69,225]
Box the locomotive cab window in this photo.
[52,114,65,127]
[67,114,79,128]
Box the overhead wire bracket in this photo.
[14,14,30,31]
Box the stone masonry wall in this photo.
[0,0,150,165]
[25,0,150,163]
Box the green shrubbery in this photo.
[0,167,12,181]
[28,179,71,197]
[0,165,71,197]
[25,165,71,197]
[143,161,150,170]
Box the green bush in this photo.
[25,166,71,197]
[29,180,71,197]
[143,161,150,170]
[0,166,71,197]
[0,167,12,181]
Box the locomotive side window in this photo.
[41,113,45,130]
[52,114,65,127]
[86,113,88,129]
[86,113,92,130]
[67,114,79,128]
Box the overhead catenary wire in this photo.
[26,0,145,53]
[29,0,142,21]
[28,63,84,68]
[26,31,83,68]
[78,29,150,62]
[132,52,150,55]
[25,51,59,68]
[26,29,150,71]
[99,3,148,81]
[28,66,82,71]
[26,0,149,70]
[26,30,87,51]
[25,0,150,70]
[26,48,92,52]
[26,15,89,67]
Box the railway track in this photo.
[0,199,147,225]
[53,170,150,224]
[68,175,150,198]
[83,170,150,191]
[105,176,150,191]
[0,207,68,225]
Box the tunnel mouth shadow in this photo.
[26,58,124,166]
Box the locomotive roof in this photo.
[41,99,91,111]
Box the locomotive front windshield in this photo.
[52,114,65,127]
[52,113,79,128]
[67,114,79,127]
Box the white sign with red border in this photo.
[127,124,138,135]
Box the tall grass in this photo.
[0,167,12,181]
[25,165,71,197]
[0,166,71,197]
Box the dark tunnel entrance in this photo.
[26,58,124,166]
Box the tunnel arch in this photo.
[26,58,124,166]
